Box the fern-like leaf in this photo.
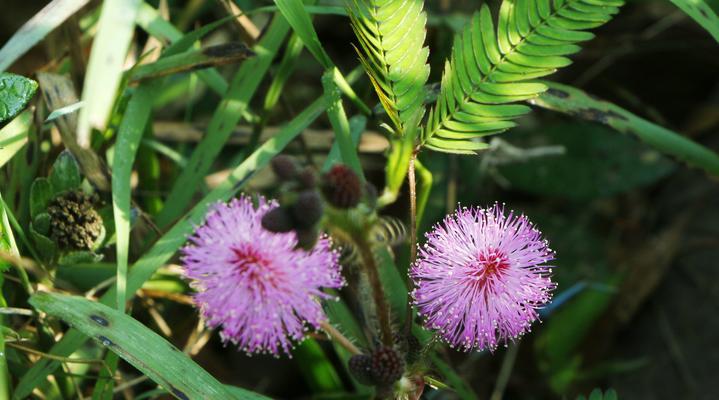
[423,0,622,154]
[348,0,430,133]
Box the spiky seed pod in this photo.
[290,190,323,229]
[47,190,102,251]
[296,167,317,189]
[321,164,361,209]
[261,207,295,233]
[271,155,299,181]
[348,354,374,385]
[370,346,405,386]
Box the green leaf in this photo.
[531,80,719,177]
[58,251,103,267]
[112,82,156,313]
[28,292,266,399]
[49,151,82,195]
[293,340,343,393]
[29,223,56,263]
[348,0,430,133]
[77,0,141,147]
[669,0,719,42]
[274,0,332,68]
[0,109,31,169]
[322,69,364,178]
[423,0,621,153]
[0,73,38,124]
[0,0,91,72]
[29,178,53,220]
[129,43,255,82]
[32,213,51,236]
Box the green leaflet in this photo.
[29,292,265,399]
[348,0,430,133]
[423,0,622,154]
[0,73,38,125]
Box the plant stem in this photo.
[320,321,361,355]
[404,151,418,335]
[355,234,393,346]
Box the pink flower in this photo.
[181,195,344,356]
[410,204,555,351]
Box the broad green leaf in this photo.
[29,292,265,399]
[670,0,719,42]
[423,0,622,153]
[49,151,82,195]
[531,80,719,177]
[77,0,141,147]
[0,73,38,124]
[29,223,57,263]
[0,0,91,72]
[29,178,53,220]
[0,109,31,169]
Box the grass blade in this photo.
[129,43,254,82]
[77,0,141,147]
[530,81,719,177]
[0,0,91,72]
[669,0,719,42]
[112,83,156,312]
[29,292,264,399]
[0,110,31,170]
[274,0,332,69]
[322,69,364,178]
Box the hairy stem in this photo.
[404,151,418,336]
[320,321,361,355]
[355,234,393,346]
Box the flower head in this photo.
[181,195,344,356]
[410,204,555,351]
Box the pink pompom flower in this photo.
[410,204,556,352]
[181,195,344,356]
